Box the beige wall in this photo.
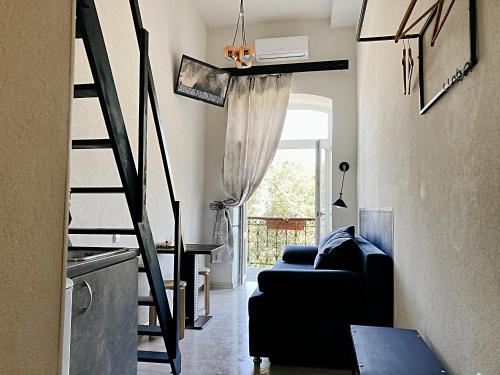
[0,1,74,374]
[71,0,207,320]
[204,19,359,287]
[357,1,500,374]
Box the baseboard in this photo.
[210,281,235,290]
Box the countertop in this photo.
[67,247,140,278]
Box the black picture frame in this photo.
[418,0,477,114]
[174,55,231,107]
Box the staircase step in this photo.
[68,228,136,235]
[72,139,112,149]
[138,325,162,336]
[71,187,124,194]
[138,296,154,306]
[137,350,170,363]
[74,83,98,98]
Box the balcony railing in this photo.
[247,216,316,267]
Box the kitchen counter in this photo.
[67,247,140,278]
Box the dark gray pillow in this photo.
[318,225,355,250]
[314,233,360,272]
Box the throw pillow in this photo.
[318,225,355,250]
[314,233,360,271]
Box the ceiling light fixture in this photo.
[222,0,255,69]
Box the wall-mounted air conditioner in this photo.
[255,36,309,63]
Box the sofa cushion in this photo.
[318,225,355,250]
[248,285,364,320]
[314,233,360,271]
[258,264,362,297]
[281,245,318,264]
[272,259,315,271]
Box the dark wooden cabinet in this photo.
[70,258,137,375]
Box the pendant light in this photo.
[222,0,255,69]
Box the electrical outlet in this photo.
[112,234,121,243]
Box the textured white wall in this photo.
[357,1,500,374]
[203,19,359,287]
[71,0,207,322]
[0,1,74,374]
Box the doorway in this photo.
[241,94,332,279]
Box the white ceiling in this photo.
[331,0,363,28]
[192,0,362,29]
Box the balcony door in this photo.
[243,95,332,272]
[316,139,332,243]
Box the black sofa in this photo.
[248,236,393,366]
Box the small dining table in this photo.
[156,243,222,329]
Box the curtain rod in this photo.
[223,59,349,76]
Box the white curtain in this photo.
[212,73,292,263]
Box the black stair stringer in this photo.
[75,0,180,373]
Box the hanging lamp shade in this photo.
[221,0,254,69]
[238,44,256,63]
[236,59,253,69]
[222,45,239,61]
[332,195,347,208]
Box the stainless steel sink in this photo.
[67,248,130,262]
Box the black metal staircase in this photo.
[70,0,184,373]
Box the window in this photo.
[281,109,329,141]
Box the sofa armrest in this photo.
[355,236,394,326]
[257,269,361,297]
[282,245,318,264]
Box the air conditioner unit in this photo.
[255,36,309,63]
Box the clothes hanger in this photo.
[401,39,415,96]
[395,0,456,46]
[402,39,407,95]
[431,0,444,45]
[407,39,414,95]
[396,0,442,43]
[431,0,456,46]
[395,0,419,43]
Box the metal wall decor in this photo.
[418,0,477,114]
[356,0,477,115]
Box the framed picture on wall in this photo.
[175,55,231,107]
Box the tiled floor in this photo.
[138,268,350,375]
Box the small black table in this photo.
[157,243,222,329]
[350,325,448,375]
